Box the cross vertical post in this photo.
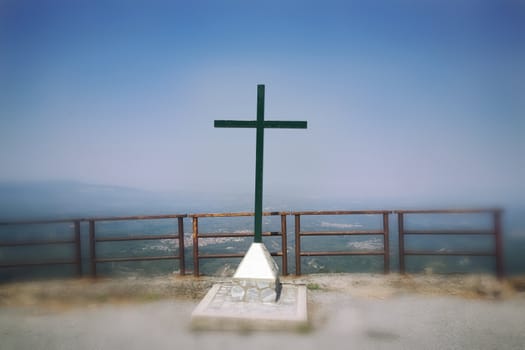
[214,84,307,243]
[254,85,265,242]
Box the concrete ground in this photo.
[1,274,524,350]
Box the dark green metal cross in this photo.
[214,84,307,243]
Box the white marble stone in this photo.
[233,242,279,280]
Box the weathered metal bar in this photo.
[198,253,246,259]
[86,214,187,222]
[383,212,390,274]
[0,209,502,224]
[404,250,495,256]
[197,231,280,238]
[292,210,392,216]
[494,210,504,278]
[190,211,286,218]
[0,215,187,226]
[95,256,179,263]
[0,260,78,268]
[74,220,82,277]
[281,214,288,276]
[0,218,79,225]
[300,251,385,257]
[192,216,199,276]
[178,217,185,276]
[89,220,96,277]
[299,230,385,236]
[398,213,405,274]
[95,234,180,242]
[394,209,500,214]
[403,229,494,235]
[199,252,283,259]
[0,239,76,247]
[295,214,301,276]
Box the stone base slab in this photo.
[191,283,308,331]
[230,278,281,303]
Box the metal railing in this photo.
[0,208,505,279]
[0,215,186,278]
[191,212,288,276]
[396,209,503,278]
[88,214,186,277]
[293,211,390,275]
[0,219,83,275]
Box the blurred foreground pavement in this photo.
[1,274,525,350]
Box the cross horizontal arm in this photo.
[263,121,307,129]
[214,120,257,128]
[214,120,307,129]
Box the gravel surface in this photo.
[1,274,524,350]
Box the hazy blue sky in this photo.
[1,0,523,204]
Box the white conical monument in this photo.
[230,242,281,303]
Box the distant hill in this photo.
[0,181,187,220]
[0,180,523,223]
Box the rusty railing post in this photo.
[397,212,405,274]
[383,212,390,274]
[295,214,301,275]
[178,216,185,276]
[74,220,82,277]
[192,216,199,277]
[280,214,288,276]
[89,220,96,277]
[494,210,504,279]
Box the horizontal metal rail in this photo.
[0,219,80,225]
[190,211,287,218]
[198,252,284,259]
[0,260,79,268]
[95,256,181,263]
[300,251,386,257]
[404,250,496,256]
[394,209,500,214]
[197,231,281,238]
[397,209,503,278]
[403,229,494,235]
[300,230,385,236]
[0,214,186,225]
[293,210,391,215]
[294,211,390,275]
[0,239,76,247]
[95,234,179,242]
[87,214,187,222]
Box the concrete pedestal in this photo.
[191,283,307,331]
[191,242,308,331]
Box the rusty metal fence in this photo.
[88,214,186,277]
[0,208,505,279]
[293,211,390,275]
[0,215,186,278]
[396,209,503,278]
[0,219,82,275]
[191,212,288,276]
